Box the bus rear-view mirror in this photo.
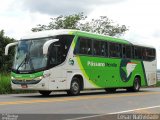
[43,39,59,55]
[5,42,18,55]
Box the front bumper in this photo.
[11,78,49,91]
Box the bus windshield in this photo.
[12,35,74,73]
[13,38,49,72]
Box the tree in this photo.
[0,30,15,72]
[32,12,128,36]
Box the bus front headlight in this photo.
[11,76,15,80]
[34,76,43,81]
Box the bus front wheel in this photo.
[67,78,80,96]
[39,91,52,96]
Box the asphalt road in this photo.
[0,88,160,120]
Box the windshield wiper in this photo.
[16,54,29,72]
[16,40,36,73]
[16,53,35,73]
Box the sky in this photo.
[0,0,160,68]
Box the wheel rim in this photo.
[72,82,79,94]
[135,79,140,90]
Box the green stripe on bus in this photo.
[76,56,100,88]
[11,71,44,80]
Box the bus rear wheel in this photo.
[39,91,52,96]
[127,77,141,92]
[67,77,80,96]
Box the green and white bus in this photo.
[5,29,157,96]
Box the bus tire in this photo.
[127,77,141,92]
[67,77,80,96]
[105,88,116,93]
[39,91,51,96]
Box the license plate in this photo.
[21,84,28,88]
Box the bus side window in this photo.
[132,46,134,59]
[105,42,108,57]
[101,41,106,56]
[126,45,132,58]
[134,47,142,60]
[144,48,156,61]
[122,45,132,59]
[93,40,101,56]
[86,38,92,55]
[74,39,80,55]
[109,43,115,57]
[134,47,139,59]
[77,37,92,55]
[109,43,121,58]
[151,49,156,60]
[79,38,86,54]
[119,44,122,58]
[122,45,126,58]
[142,48,147,60]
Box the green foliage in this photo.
[156,81,160,87]
[0,73,12,94]
[0,30,15,72]
[32,12,128,36]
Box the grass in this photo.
[0,73,12,94]
[156,81,160,87]
[0,73,35,94]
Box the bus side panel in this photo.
[142,60,157,86]
[48,65,67,90]
[76,56,150,89]
[66,46,96,89]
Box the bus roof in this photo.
[21,29,75,39]
[21,29,154,48]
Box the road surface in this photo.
[0,88,160,120]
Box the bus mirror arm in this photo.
[5,42,18,55]
[43,39,59,55]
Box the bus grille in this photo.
[12,80,41,84]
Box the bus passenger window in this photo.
[101,42,106,56]
[93,40,101,56]
[86,39,92,55]
[143,48,156,61]
[123,45,132,59]
[79,39,86,54]
[122,45,126,58]
[126,45,132,58]
[109,43,121,58]
[105,42,108,57]
[134,47,142,59]
[142,48,147,60]
[78,37,92,55]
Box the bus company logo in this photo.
[87,61,117,67]
[120,59,137,82]
[69,58,74,65]
[87,61,105,67]
[126,62,137,77]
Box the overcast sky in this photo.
[0,0,160,68]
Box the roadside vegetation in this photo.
[0,73,12,94]
[156,81,160,87]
